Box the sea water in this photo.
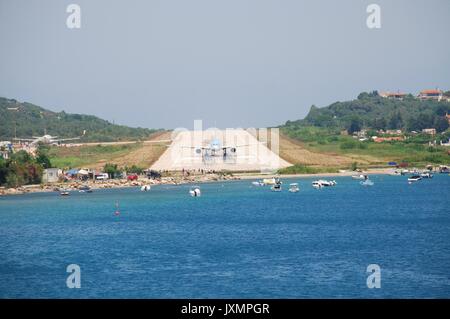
[0,175,449,298]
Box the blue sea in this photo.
[0,175,449,298]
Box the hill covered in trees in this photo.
[284,91,450,134]
[0,97,160,142]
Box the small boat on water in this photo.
[312,180,336,188]
[252,181,264,186]
[189,186,201,197]
[420,172,433,179]
[288,183,299,193]
[318,180,336,187]
[408,175,422,183]
[360,179,374,186]
[271,183,282,192]
[312,181,323,189]
[60,189,70,196]
[352,174,367,180]
[140,185,151,192]
[263,177,281,185]
[78,185,92,193]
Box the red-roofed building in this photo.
[418,89,443,101]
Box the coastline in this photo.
[0,168,397,196]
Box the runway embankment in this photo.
[151,129,291,172]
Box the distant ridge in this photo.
[283,91,450,133]
[0,97,160,142]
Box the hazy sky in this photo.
[1,0,449,129]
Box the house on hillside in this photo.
[379,91,407,100]
[418,89,443,101]
[373,136,405,143]
[385,129,403,135]
[422,128,437,135]
[0,141,13,159]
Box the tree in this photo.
[103,163,120,179]
[36,145,52,169]
[0,157,7,185]
[347,117,362,134]
[434,116,449,133]
[388,112,403,129]
[125,165,143,175]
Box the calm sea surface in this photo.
[0,175,449,298]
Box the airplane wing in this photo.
[53,137,81,142]
[222,142,264,148]
[13,137,36,142]
[181,146,210,150]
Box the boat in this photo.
[78,185,92,193]
[317,179,336,187]
[60,189,70,196]
[360,179,374,186]
[408,175,422,183]
[288,183,299,192]
[351,174,367,180]
[271,183,282,192]
[252,181,264,186]
[189,186,201,197]
[420,172,433,179]
[140,185,151,192]
[262,177,281,185]
[312,181,323,189]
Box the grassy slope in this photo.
[280,127,449,168]
[48,131,172,170]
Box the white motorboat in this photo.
[408,175,422,183]
[79,185,92,193]
[252,181,264,186]
[312,181,323,189]
[420,172,433,179]
[288,183,299,193]
[140,185,151,191]
[189,186,201,197]
[317,179,336,187]
[360,179,374,186]
[60,189,70,196]
[351,174,367,180]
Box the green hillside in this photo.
[280,92,450,168]
[285,91,450,133]
[0,97,159,142]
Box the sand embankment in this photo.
[151,129,291,172]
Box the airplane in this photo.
[14,131,86,145]
[182,137,261,161]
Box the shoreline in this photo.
[0,168,399,196]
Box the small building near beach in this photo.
[42,168,61,183]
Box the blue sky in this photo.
[0,0,449,129]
